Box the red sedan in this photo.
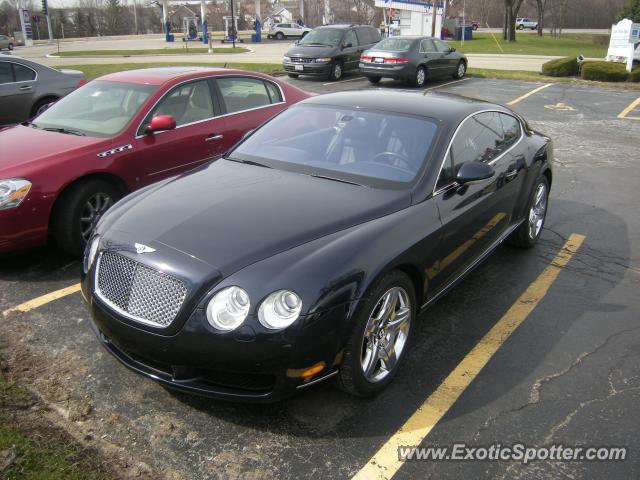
[0,67,309,255]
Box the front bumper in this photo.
[359,63,414,80]
[84,277,358,402]
[283,62,333,77]
[0,204,48,254]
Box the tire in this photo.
[410,65,426,87]
[367,76,381,84]
[517,24,524,30]
[31,97,58,118]
[472,24,478,31]
[52,179,121,256]
[508,175,549,248]
[328,60,343,81]
[275,32,285,40]
[453,60,466,79]
[287,73,299,78]
[337,270,417,397]
[8,43,13,50]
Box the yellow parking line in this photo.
[2,283,81,317]
[617,97,640,120]
[507,83,553,106]
[352,233,585,480]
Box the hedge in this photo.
[629,67,640,82]
[541,57,579,77]
[580,61,630,82]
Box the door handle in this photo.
[205,134,223,142]
[19,85,32,91]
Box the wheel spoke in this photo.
[362,341,380,378]
[379,342,397,372]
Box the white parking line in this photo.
[322,76,368,86]
[423,77,472,92]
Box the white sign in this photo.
[606,19,640,72]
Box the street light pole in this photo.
[230,0,235,48]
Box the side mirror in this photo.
[146,115,176,134]
[456,162,495,184]
[449,47,456,53]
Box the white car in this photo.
[516,18,539,30]
[268,23,311,40]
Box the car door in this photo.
[126,78,227,187]
[341,29,361,71]
[429,112,520,293]
[212,75,287,148]
[419,38,446,74]
[0,61,37,124]
[433,39,457,74]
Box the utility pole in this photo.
[230,0,235,48]
[461,0,465,45]
[42,0,52,42]
[132,0,138,34]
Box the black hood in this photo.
[285,44,338,58]
[103,160,411,276]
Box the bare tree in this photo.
[504,0,525,41]
[533,0,548,35]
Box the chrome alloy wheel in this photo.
[416,67,426,86]
[80,193,113,241]
[360,286,412,383]
[528,182,547,239]
[457,62,466,78]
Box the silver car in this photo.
[0,35,14,51]
[0,57,85,125]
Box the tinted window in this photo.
[231,104,438,186]
[498,113,521,149]
[13,63,36,81]
[420,39,436,52]
[375,37,413,51]
[264,81,282,103]
[344,29,358,47]
[0,62,12,84]
[299,28,344,47]
[369,27,382,43]
[356,27,370,45]
[217,77,272,113]
[146,80,213,129]
[434,39,450,53]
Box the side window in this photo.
[343,29,358,47]
[13,64,36,82]
[369,27,382,43]
[142,80,214,132]
[420,39,435,52]
[264,81,283,103]
[498,113,521,149]
[0,62,13,84]
[355,28,368,45]
[217,77,273,114]
[450,112,504,171]
[436,152,454,190]
[434,39,450,53]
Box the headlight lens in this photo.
[283,56,291,63]
[258,290,302,330]
[0,178,32,210]
[83,235,100,273]
[206,286,251,331]
[314,57,332,63]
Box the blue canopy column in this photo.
[201,0,208,44]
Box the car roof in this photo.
[316,24,370,30]
[300,90,508,123]
[97,66,265,85]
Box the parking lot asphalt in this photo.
[1,76,639,480]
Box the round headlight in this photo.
[83,235,100,273]
[258,290,302,330]
[206,286,251,331]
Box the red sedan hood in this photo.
[0,124,110,177]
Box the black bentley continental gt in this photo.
[81,91,552,402]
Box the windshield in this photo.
[373,38,414,51]
[299,29,344,47]
[230,104,438,187]
[33,80,157,137]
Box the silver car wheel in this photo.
[457,62,466,78]
[360,286,412,383]
[528,183,547,240]
[416,67,426,86]
[80,193,113,241]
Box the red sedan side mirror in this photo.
[146,115,176,134]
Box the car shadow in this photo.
[0,245,79,283]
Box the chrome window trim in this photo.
[432,109,524,197]
[134,74,286,139]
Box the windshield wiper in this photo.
[42,126,86,136]
[225,157,272,168]
[303,43,332,47]
[310,173,363,186]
